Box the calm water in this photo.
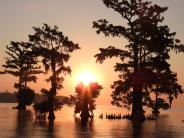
[0,103,184,138]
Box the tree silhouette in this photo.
[29,24,80,120]
[150,70,182,114]
[33,88,69,119]
[17,88,35,107]
[72,82,103,124]
[2,41,40,109]
[93,0,184,121]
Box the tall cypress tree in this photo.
[3,41,40,109]
[93,0,184,121]
[29,24,80,120]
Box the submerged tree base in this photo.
[152,109,160,114]
[14,103,26,110]
[81,117,89,128]
[130,113,146,122]
[48,111,55,121]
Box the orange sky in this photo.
[0,0,184,106]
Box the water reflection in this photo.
[48,121,54,132]
[34,118,47,127]
[153,114,182,138]
[131,121,143,138]
[108,114,184,138]
[74,117,95,138]
[0,104,184,137]
[34,118,57,137]
[15,110,33,137]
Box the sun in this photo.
[77,71,96,85]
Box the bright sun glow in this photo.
[77,71,96,85]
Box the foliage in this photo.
[3,41,41,90]
[33,98,65,113]
[33,88,72,113]
[17,88,35,106]
[29,23,80,92]
[73,82,103,115]
[149,70,182,112]
[150,98,169,113]
[29,24,80,119]
[93,0,184,115]
[2,41,41,109]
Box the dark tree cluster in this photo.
[2,24,80,120]
[33,88,69,120]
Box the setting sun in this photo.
[77,71,96,85]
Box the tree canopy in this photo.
[29,23,80,120]
[93,0,184,120]
[3,41,40,90]
[2,41,40,109]
[74,82,103,115]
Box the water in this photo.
[0,103,184,138]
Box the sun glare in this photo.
[77,71,96,85]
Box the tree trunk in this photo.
[131,90,145,121]
[48,93,55,120]
[17,102,26,110]
[81,105,89,122]
[81,108,89,127]
[80,92,89,126]
[152,92,160,114]
[131,43,145,121]
[17,84,26,110]
[131,70,145,121]
[48,55,56,121]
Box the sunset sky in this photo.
[0,0,184,107]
